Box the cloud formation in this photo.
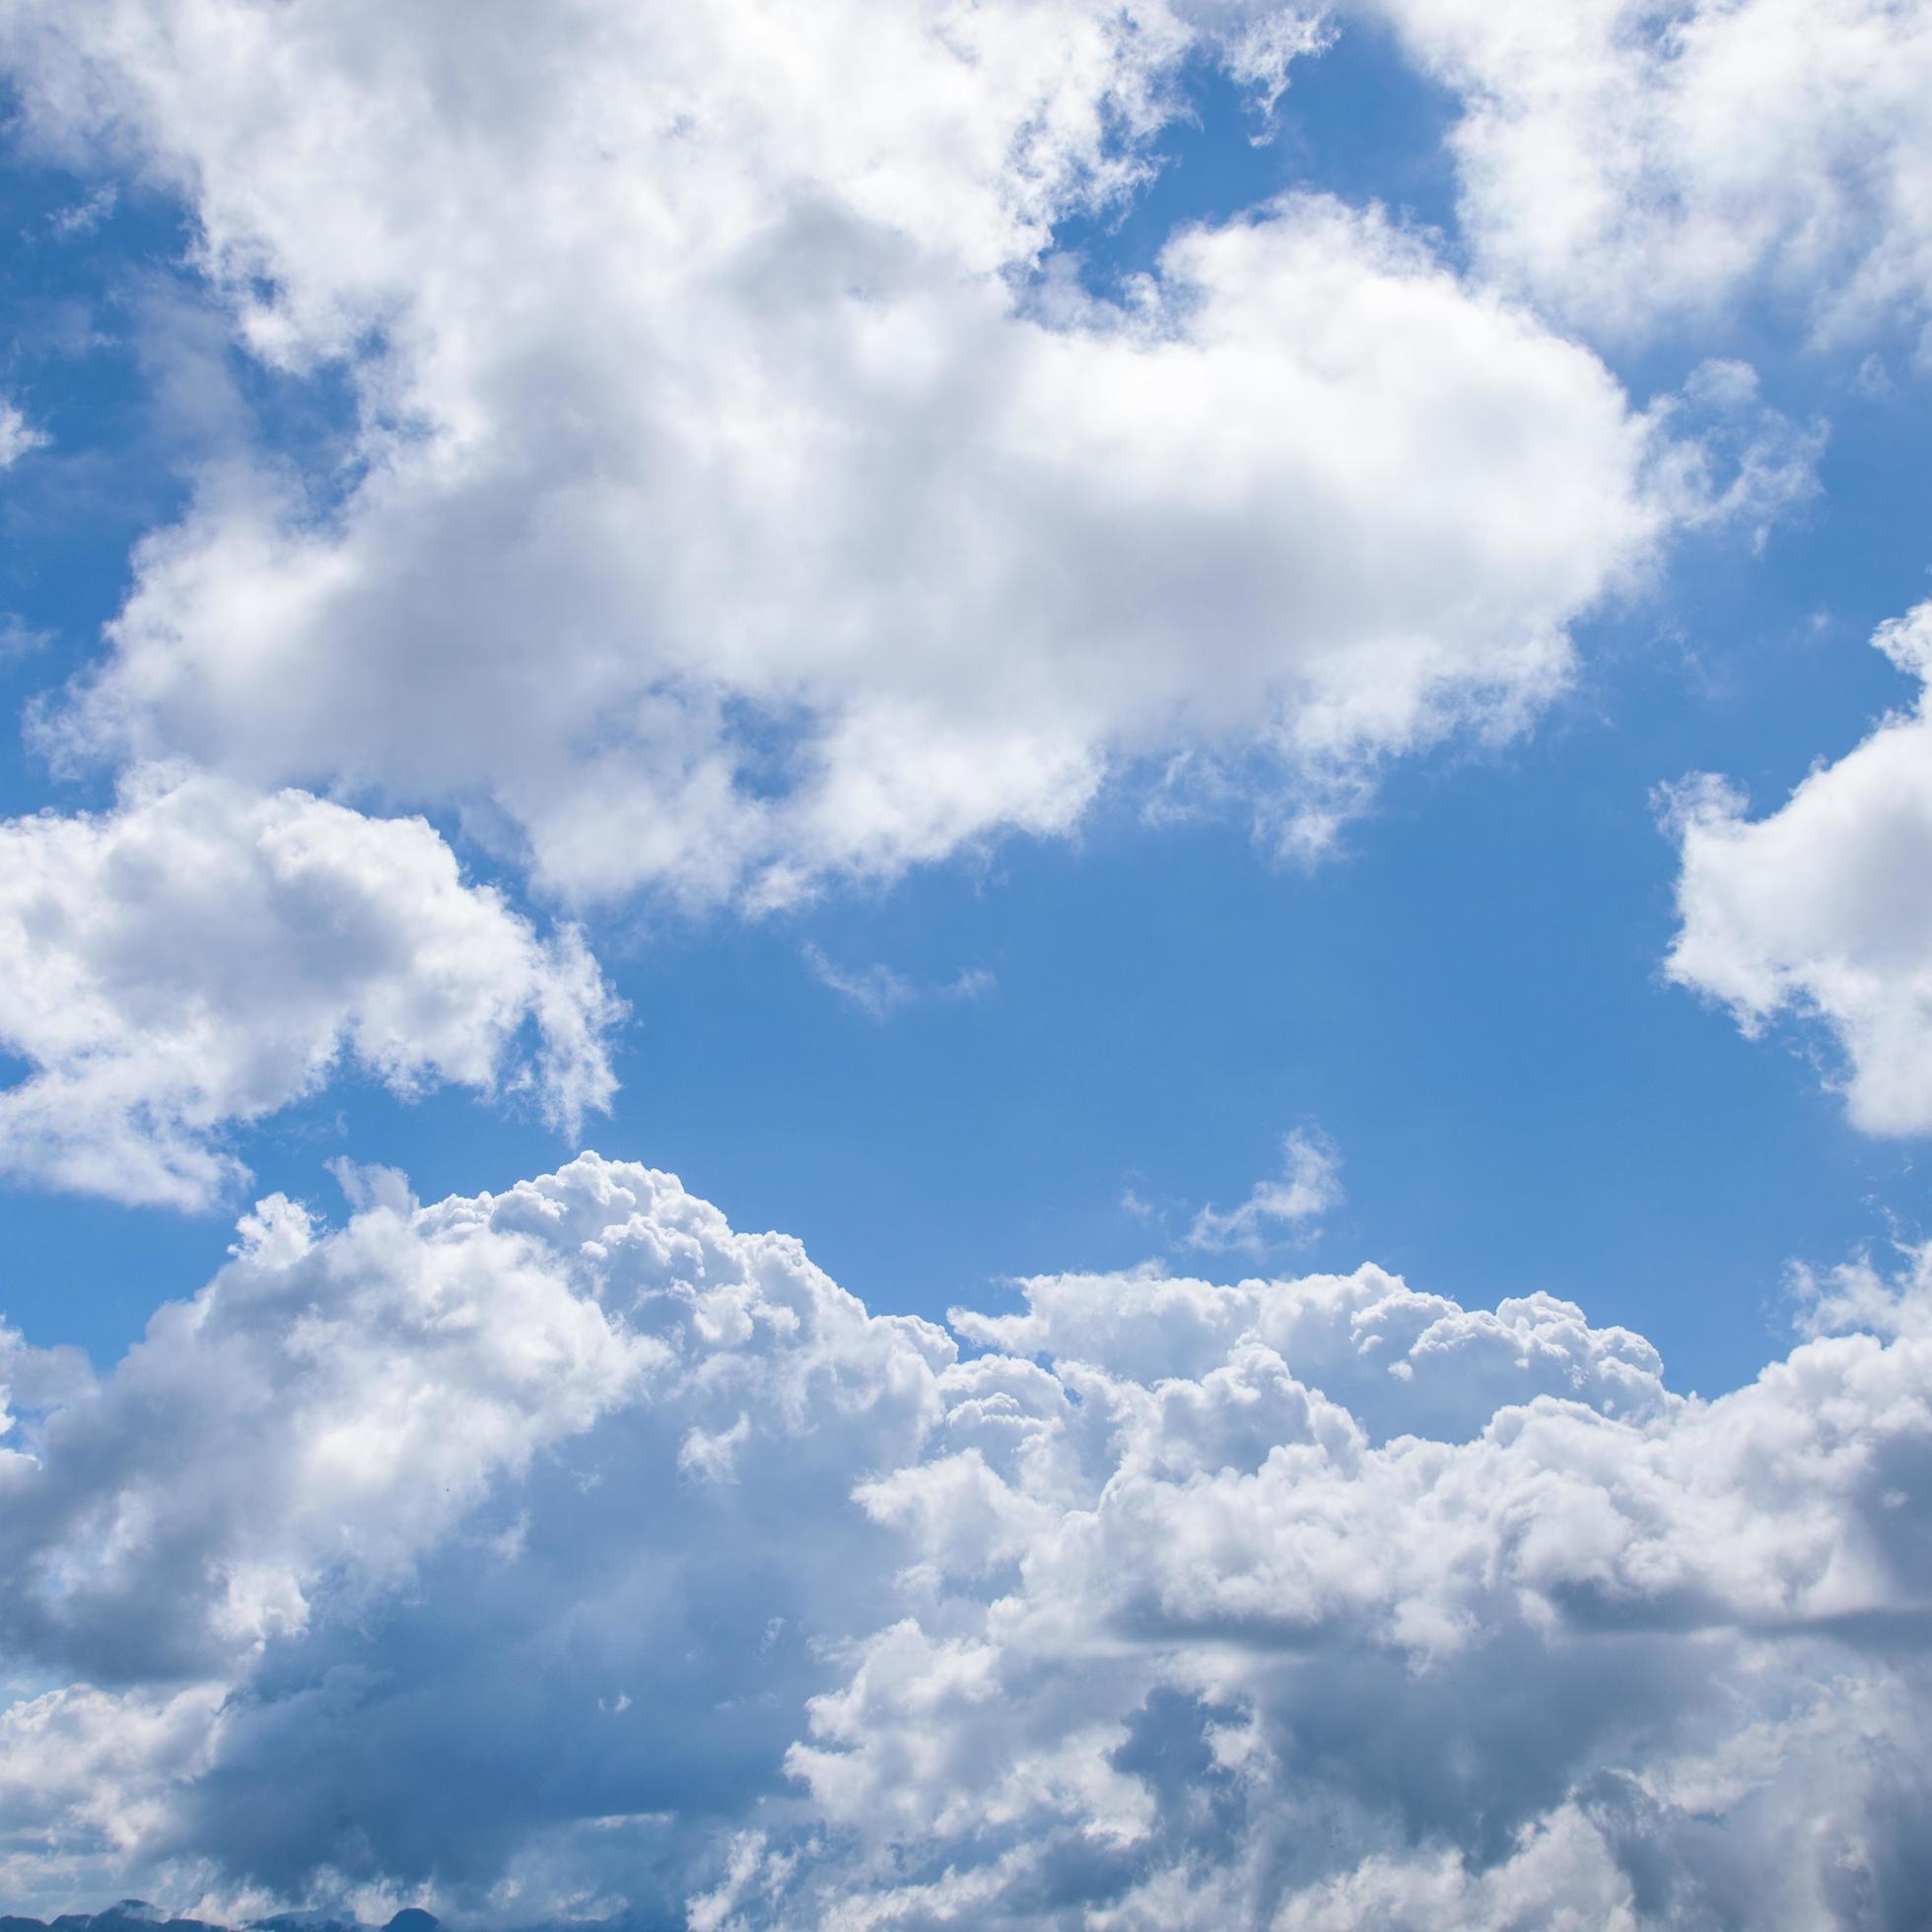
[0,0,1694,909]
[1186,1126,1343,1251]
[1667,599,1932,1137]
[3,1153,1930,1925]
[0,770,620,1208]
[0,396,48,467]
[0,10,1920,1923]
[1370,0,1932,349]
[802,944,994,1022]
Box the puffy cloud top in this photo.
[3,1153,1930,1926]
[0,770,620,1207]
[1369,0,1932,347]
[0,0,1686,907]
[1668,600,1932,1137]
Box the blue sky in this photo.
[4,3,1932,1925]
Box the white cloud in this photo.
[1666,599,1932,1137]
[47,182,116,238]
[2,1153,1930,1924]
[1217,7,1335,121]
[803,943,994,1022]
[1367,0,1932,346]
[1187,1125,1343,1251]
[0,0,1691,912]
[801,947,917,1023]
[0,615,56,660]
[0,768,621,1208]
[0,1680,229,1916]
[0,397,49,467]
[1646,359,1826,553]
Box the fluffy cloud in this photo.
[3,1152,1930,1925]
[0,0,1698,909]
[0,769,620,1208]
[1667,599,1932,1137]
[1368,0,1932,347]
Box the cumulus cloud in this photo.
[1367,0,1932,346]
[2,1153,1930,1925]
[0,769,621,1208]
[1666,599,1932,1137]
[1187,1125,1343,1251]
[0,0,1701,910]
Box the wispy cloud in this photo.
[0,615,53,661]
[1187,1126,1343,1252]
[0,398,48,468]
[47,183,116,239]
[803,943,994,1022]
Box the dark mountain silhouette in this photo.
[0,1908,686,1932]
[0,1910,437,1932]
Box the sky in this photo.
[1,2,1932,1927]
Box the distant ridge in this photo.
[1,1904,707,1932]
[4,1895,689,1932]
[2,1908,441,1932]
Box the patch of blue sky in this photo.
[0,164,187,808]
[1048,15,1462,300]
[0,131,368,819]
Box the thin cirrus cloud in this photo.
[0,768,621,1209]
[0,0,1787,920]
[1186,1126,1344,1252]
[802,943,995,1022]
[1,1156,1928,1925]
[1666,599,1932,1138]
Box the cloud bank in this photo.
[0,770,619,1207]
[3,1154,1930,1926]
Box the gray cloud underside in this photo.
[2,1154,1929,1928]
